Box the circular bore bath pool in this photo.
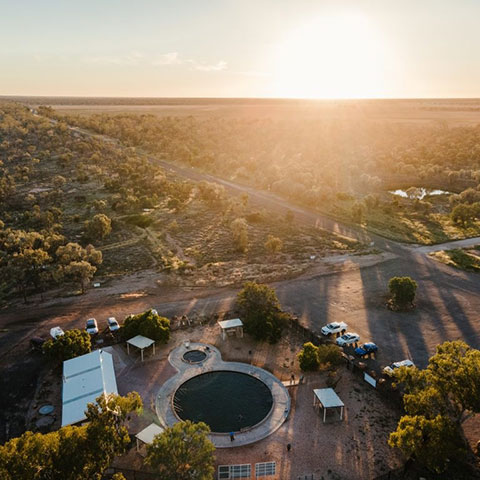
[173,371,273,433]
[183,349,207,363]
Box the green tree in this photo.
[264,235,283,254]
[86,213,112,240]
[0,392,142,480]
[121,309,170,343]
[388,276,417,309]
[388,341,480,473]
[298,342,320,371]
[395,340,480,425]
[236,281,287,343]
[145,421,215,480]
[388,415,464,474]
[43,329,91,362]
[64,260,97,294]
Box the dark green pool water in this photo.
[173,371,273,433]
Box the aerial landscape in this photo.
[2,1,480,479]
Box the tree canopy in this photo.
[0,392,142,480]
[388,276,417,309]
[43,329,91,362]
[121,309,170,343]
[236,281,288,343]
[145,421,215,480]
[388,340,480,473]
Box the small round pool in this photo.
[173,371,273,433]
[183,350,207,363]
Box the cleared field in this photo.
[5,96,480,125]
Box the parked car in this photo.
[30,336,46,352]
[85,318,99,335]
[50,326,65,339]
[151,309,158,316]
[383,359,415,376]
[354,342,378,356]
[107,317,120,332]
[321,321,347,336]
[336,332,360,346]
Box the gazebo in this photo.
[135,423,164,456]
[126,335,155,362]
[313,388,345,423]
[218,318,244,340]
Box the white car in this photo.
[151,309,158,316]
[50,326,65,339]
[336,332,360,346]
[107,317,120,332]
[85,318,99,335]
[383,359,415,376]
[321,322,347,336]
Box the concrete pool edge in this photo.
[155,342,291,448]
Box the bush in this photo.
[125,214,153,228]
[236,282,287,343]
[298,342,320,371]
[298,343,343,371]
[388,276,418,309]
[43,329,91,362]
[264,235,283,254]
[317,344,343,367]
[121,309,170,343]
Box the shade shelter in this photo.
[62,349,118,427]
[218,318,244,340]
[313,388,344,423]
[126,335,155,362]
[135,423,164,456]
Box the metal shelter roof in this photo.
[217,318,243,329]
[62,349,118,427]
[313,388,344,408]
[126,335,155,350]
[135,423,165,445]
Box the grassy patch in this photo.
[430,247,480,272]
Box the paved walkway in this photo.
[155,342,290,448]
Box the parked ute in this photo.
[107,317,120,332]
[50,326,65,339]
[383,359,415,376]
[354,342,378,356]
[85,318,99,335]
[336,332,360,346]
[321,322,347,336]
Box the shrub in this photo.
[43,329,91,362]
[125,214,153,228]
[317,344,343,367]
[298,342,320,371]
[264,235,283,254]
[121,309,170,343]
[230,218,248,253]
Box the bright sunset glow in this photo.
[273,14,388,99]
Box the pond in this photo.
[173,371,274,433]
[389,187,451,200]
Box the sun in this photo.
[273,13,388,99]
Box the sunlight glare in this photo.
[273,13,388,99]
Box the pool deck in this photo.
[155,342,291,448]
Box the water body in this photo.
[173,371,273,433]
[390,188,450,200]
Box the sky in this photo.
[1,0,480,98]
